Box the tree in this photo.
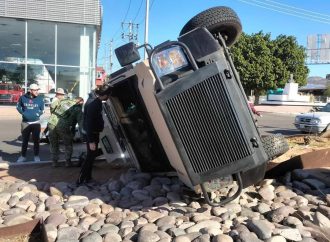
[230,32,309,101]
[324,85,330,97]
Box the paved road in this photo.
[0,105,301,163]
[0,105,85,163]
[257,112,301,136]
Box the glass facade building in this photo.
[0,0,102,99]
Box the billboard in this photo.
[306,34,330,64]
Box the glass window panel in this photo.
[0,62,25,86]
[57,23,83,66]
[0,18,25,62]
[27,20,55,65]
[56,66,80,98]
[27,64,55,93]
[86,26,96,67]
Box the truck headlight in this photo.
[295,117,300,123]
[151,46,189,77]
[310,118,321,124]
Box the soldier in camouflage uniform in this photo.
[48,97,84,167]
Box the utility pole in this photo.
[144,0,150,60]
[109,39,113,74]
[121,21,139,42]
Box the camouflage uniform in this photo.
[48,98,83,166]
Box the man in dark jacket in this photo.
[77,84,112,185]
[16,83,45,162]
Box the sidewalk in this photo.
[255,104,311,115]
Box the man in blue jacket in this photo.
[16,83,45,162]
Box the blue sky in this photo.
[99,0,330,78]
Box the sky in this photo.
[99,0,330,79]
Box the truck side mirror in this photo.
[115,42,141,67]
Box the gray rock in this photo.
[139,223,158,233]
[255,203,270,214]
[238,231,263,242]
[98,224,120,235]
[258,185,275,201]
[167,192,181,202]
[292,181,312,192]
[84,203,101,215]
[224,203,241,214]
[302,179,326,190]
[137,230,160,242]
[0,192,11,205]
[247,219,274,240]
[44,223,57,242]
[278,228,302,241]
[313,211,330,228]
[144,210,165,223]
[186,220,221,233]
[45,213,67,227]
[79,216,98,231]
[211,207,227,216]
[106,211,124,225]
[7,195,19,207]
[57,226,81,240]
[212,234,233,242]
[265,235,286,242]
[132,190,150,201]
[173,232,202,242]
[167,228,186,237]
[156,215,176,227]
[82,231,103,242]
[192,234,210,242]
[3,214,32,226]
[269,206,295,223]
[107,180,124,191]
[103,232,122,242]
[64,198,89,209]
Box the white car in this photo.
[294,103,330,133]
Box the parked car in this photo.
[294,103,330,133]
[0,83,23,104]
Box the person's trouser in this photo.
[77,141,99,183]
[21,122,41,157]
[49,126,73,161]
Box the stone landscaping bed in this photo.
[0,165,329,242]
[0,135,329,241]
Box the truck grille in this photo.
[0,94,11,101]
[300,117,311,123]
[165,73,252,174]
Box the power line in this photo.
[262,0,330,18]
[110,0,133,41]
[133,0,144,22]
[238,0,330,25]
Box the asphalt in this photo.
[0,105,86,165]
[0,103,313,166]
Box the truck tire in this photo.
[179,6,242,47]
[261,134,289,160]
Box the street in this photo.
[0,105,301,163]
[0,105,85,163]
[257,112,301,136]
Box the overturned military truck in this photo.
[98,6,289,206]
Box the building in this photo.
[0,0,102,99]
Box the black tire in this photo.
[261,134,289,160]
[180,6,242,47]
